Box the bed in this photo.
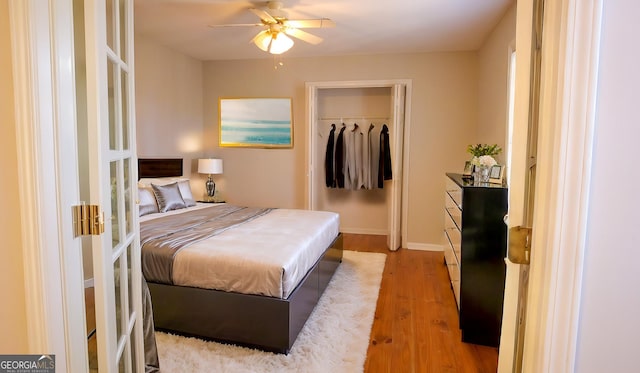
[138,158,343,354]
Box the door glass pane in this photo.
[119,0,127,63]
[124,158,132,235]
[130,333,138,373]
[126,244,134,318]
[110,161,121,248]
[106,0,115,51]
[114,254,123,342]
[121,70,129,150]
[108,59,117,150]
[118,347,125,373]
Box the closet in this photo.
[306,80,410,250]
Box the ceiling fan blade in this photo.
[208,23,264,28]
[284,28,323,45]
[250,8,277,24]
[284,18,335,29]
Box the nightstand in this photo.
[197,199,226,203]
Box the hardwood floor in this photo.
[343,234,498,373]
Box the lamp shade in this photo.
[253,30,294,55]
[268,32,294,54]
[198,158,223,174]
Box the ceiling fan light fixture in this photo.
[268,32,294,54]
[253,29,294,55]
[253,30,272,52]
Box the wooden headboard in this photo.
[138,158,183,179]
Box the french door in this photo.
[80,0,144,371]
[9,0,142,371]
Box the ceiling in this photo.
[134,0,514,61]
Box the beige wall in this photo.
[134,8,517,247]
[202,53,478,246]
[0,0,29,352]
[477,4,517,165]
[134,35,207,197]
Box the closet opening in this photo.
[306,80,411,251]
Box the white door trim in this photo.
[305,79,411,249]
[522,0,602,371]
[9,1,87,372]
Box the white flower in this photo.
[471,155,497,167]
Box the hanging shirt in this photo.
[378,124,392,188]
[325,124,336,188]
[344,124,363,190]
[363,124,380,190]
[335,125,346,188]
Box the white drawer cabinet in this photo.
[443,178,463,308]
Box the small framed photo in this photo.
[489,165,505,184]
[463,161,474,177]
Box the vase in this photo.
[474,165,490,184]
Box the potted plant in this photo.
[467,144,502,183]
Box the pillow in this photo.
[151,182,187,212]
[177,180,196,207]
[138,187,159,216]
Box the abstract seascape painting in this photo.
[219,98,293,148]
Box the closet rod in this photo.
[317,116,390,121]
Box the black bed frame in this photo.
[148,234,342,354]
[139,158,343,354]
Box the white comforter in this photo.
[140,204,339,299]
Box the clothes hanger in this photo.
[369,123,375,132]
[351,123,359,132]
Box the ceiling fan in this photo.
[209,1,335,54]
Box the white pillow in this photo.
[177,180,196,207]
[138,187,159,216]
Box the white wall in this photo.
[477,4,516,165]
[575,1,640,371]
[0,0,29,352]
[134,35,207,197]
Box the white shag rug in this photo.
[155,250,386,373]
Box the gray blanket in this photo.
[141,205,272,284]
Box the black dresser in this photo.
[443,172,508,347]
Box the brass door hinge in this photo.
[509,226,533,264]
[73,204,105,237]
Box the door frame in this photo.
[305,79,412,249]
[9,1,88,372]
[520,0,602,371]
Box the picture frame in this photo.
[489,164,505,185]
[219,97,293,148]
[463,161,474,177]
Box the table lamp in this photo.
[197,158,223,199]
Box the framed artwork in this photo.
[489,164,505,185]
[463,161,474,177]
[219,97,293,148]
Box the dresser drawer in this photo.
[444,197,462,229]
[443,236,457,266]
[445,228,462,263]
[452,280,461,309]
[443,237,460,283]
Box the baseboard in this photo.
[84,278,94,289]
[407,242,443,252]
[339,227,387,235]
